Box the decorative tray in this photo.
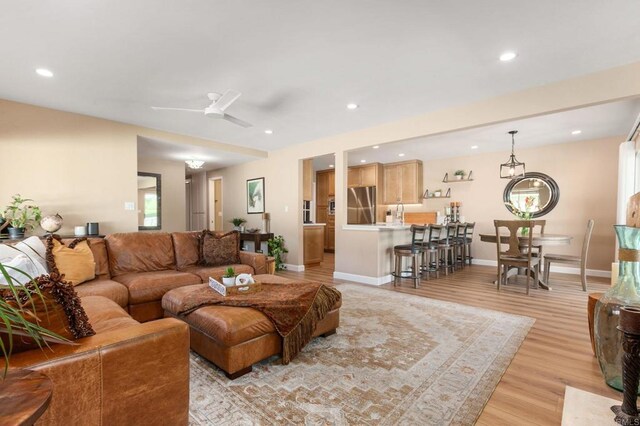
[209,277,262,297]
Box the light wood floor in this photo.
[281,253,616,425]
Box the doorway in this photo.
[208,177,223,231]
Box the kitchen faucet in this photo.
[395,201,405,225]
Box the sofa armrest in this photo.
[239,251,267,275]
[9,318,190,426]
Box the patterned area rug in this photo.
[189,284,534,425]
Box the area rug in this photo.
[189,283,535,425]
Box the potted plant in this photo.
[3,194,42,239]
[267,235,288,271]
[433,189,442,197]
[222,267,236,286]
[454,170,466,180]
[230,218,247,232]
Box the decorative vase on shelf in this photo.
[594,225,640,393]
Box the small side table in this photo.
[0,369,53,425]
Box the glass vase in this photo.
[594,225,640,392]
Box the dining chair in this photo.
[494,219,546,295]
[543,219,594,291]
[392,225,427,288]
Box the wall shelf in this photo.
[423,188,451,199]
[442,171,473,183]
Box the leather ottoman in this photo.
[162,275,340,379]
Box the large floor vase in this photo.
[595,225,640,392]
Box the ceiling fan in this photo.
[151,90,252,128]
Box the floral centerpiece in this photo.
[505,196,536,235]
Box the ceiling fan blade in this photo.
[223,114,252,128]
[213,89,241,111]
[151,107,204,113]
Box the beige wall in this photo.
[209,63,640,271]
[0,99,265,236]
[137,157,187,233]
[388,136,620,271]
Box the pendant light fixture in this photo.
[185,160,205,169]
[500,130,525,179]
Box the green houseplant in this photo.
[267,235,288,271]
[230,218,247,232]
[454,170,466,180]
[3,194,42,239]
[222,267,236,286]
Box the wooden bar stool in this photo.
[421,225,440,280]
[454,223,468,268]
[392,225,427,288]
[463,222,476,266]
[438,224,457,275]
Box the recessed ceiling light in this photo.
[398,153,405,157]
[329,164,335,168]
[347,103,359,110]
[264,129,273,134]
[471,145,479,150]
[499,51,517,62]
[372,145,379,149]
[35,68,53,77]
[360,159,366,163]
[571,130,582,135]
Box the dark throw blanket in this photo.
[176,282,341,364]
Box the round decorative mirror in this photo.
[503,172,559,218]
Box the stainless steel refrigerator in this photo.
[347,187,376,224]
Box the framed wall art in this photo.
[247,177,265,214]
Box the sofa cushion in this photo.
[183,264,254,283]
[74,279,129,308]
[171,231,200,269]
[113,270,202,305]
[0,236,48,279]
[63,237,110,279]
[106,232,175,276]
[198,230,240,267]
[186,305,275,347]
[81,295,139,334]
[47,236,96,285]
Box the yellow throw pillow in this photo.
[49,238,96,285]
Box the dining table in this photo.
[479,232,573,290]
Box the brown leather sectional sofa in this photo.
[7,231,268,426]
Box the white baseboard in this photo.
[283,264,305,272]
[471,258,611,278]
[333,271,392,286]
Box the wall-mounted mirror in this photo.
[138,172,161,230]
[503,172,559,218]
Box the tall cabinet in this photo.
[316,169,335,252]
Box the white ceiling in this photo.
[310,98,640,169]
[1,1,640,153]
[137,136,259,172]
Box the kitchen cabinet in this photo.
[325,215,335,252]
[382,160,423,204]
[316,170,330,205]
[327,170,335,196]
[348,163,380,187]
[302,159,313,201]
[303,225,325,266]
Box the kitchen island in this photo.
[334,223,412,285]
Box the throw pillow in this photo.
[46,235,96,285]
[0,235,48,277]
[0,253,43,285]
[198,230,241,267]
[0,272,95,354]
